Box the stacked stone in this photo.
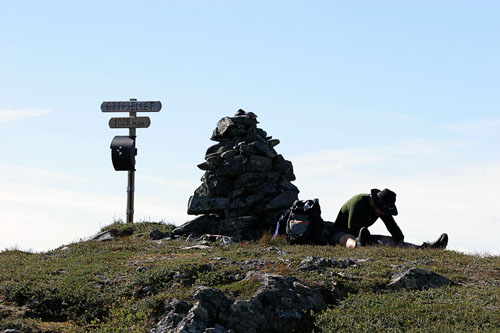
[174,109,299,240]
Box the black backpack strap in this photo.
[273,209,290,238]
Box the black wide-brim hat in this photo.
[371,188,398,216]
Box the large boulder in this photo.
[151,272,341,333]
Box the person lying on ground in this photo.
[329,188,448,249]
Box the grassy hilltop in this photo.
[1,222,499,332]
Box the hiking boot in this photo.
[355,227,371,247]
[421,233,448,249]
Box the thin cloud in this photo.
[378,112,420,122]
[138,175,198,191]
[439,118,500,137]
[0,162,192,251]
[291,142,500,255]
[0,108,52,123]
[0,183,122,210]
[0,163,87,183]
[290,139,442,179]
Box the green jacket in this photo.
[332,193,404,243]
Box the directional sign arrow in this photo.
[109,117,151,128]
[101,101,162,112]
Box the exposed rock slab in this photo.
[149,229,169,240]
[297,256,360,272]
[388,267,455,290]
[92,231,115,242]
[151,272,342,333]
[173,215,219,237]
[188,197,231,215]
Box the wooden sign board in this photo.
[101,101,162,112]
[109,117,151,128]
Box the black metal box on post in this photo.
[110,136,137,171]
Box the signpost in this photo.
[102,98,162,223]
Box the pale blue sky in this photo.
[1,1,499,254]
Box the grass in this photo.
[0,222,499,332]
[315,286,500,332]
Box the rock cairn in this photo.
[174,109,299,240]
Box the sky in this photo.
[1,1,499,255]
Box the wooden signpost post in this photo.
[102,98,162,223]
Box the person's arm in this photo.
[381,215,404,243]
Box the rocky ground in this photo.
[1,222,499,332]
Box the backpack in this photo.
[281,199,324,245]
